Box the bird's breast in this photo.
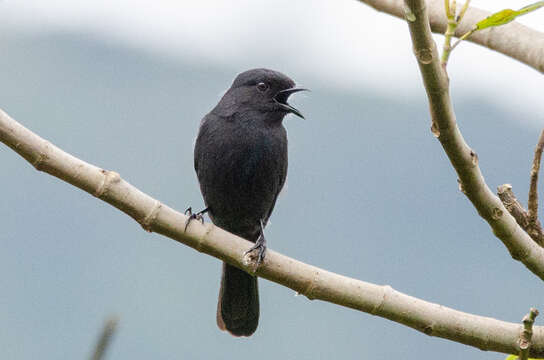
[194,119,287,233]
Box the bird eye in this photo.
[256,82,268,92]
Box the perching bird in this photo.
[187,68,306,337]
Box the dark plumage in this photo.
[191,68,305,337]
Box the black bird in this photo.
[188,68,306,337]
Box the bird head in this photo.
[222,68,307,122]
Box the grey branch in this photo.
[357,0,544,74]
[3,110,544,356]
[402,0,544,277]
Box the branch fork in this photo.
[498,130,544,247]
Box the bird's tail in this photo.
[216,262,259,337]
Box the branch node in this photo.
[491,207,504,220]
[32,141,51,170]
[403,3,416,21]
[94,170,121,198]
[303,271,320,301]
[423,324,434,335]
[139,200,162,232]
[371,285,392,315]
[414,47,433,64]
[457,178,466,194]
[431,121,440,138]
[470,150,478,166]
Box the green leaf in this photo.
[476,9,517,29]
[475,1,544,30]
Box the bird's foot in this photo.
[244,220,267,266]
[184,207,208,231]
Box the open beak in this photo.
[274,87,309,119]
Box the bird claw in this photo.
[244,238,267,266]
[244,220,267,266]
[184,207,207,232]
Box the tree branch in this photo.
[357,0,544,74]
[3,110,544,356]
[528,130,544,230]
[403,0,544,280]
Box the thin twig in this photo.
[441,0,457,67]
[519,308,539,360]
[441,17,458,67]
[450,27,476,51]
[90,317,119,360]
[444,0,451,18]
[456,0,471,22]
[528,130,544,225]
[441,0,471,67]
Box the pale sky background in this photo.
[1,1,544,360]
[2,0,543,126]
